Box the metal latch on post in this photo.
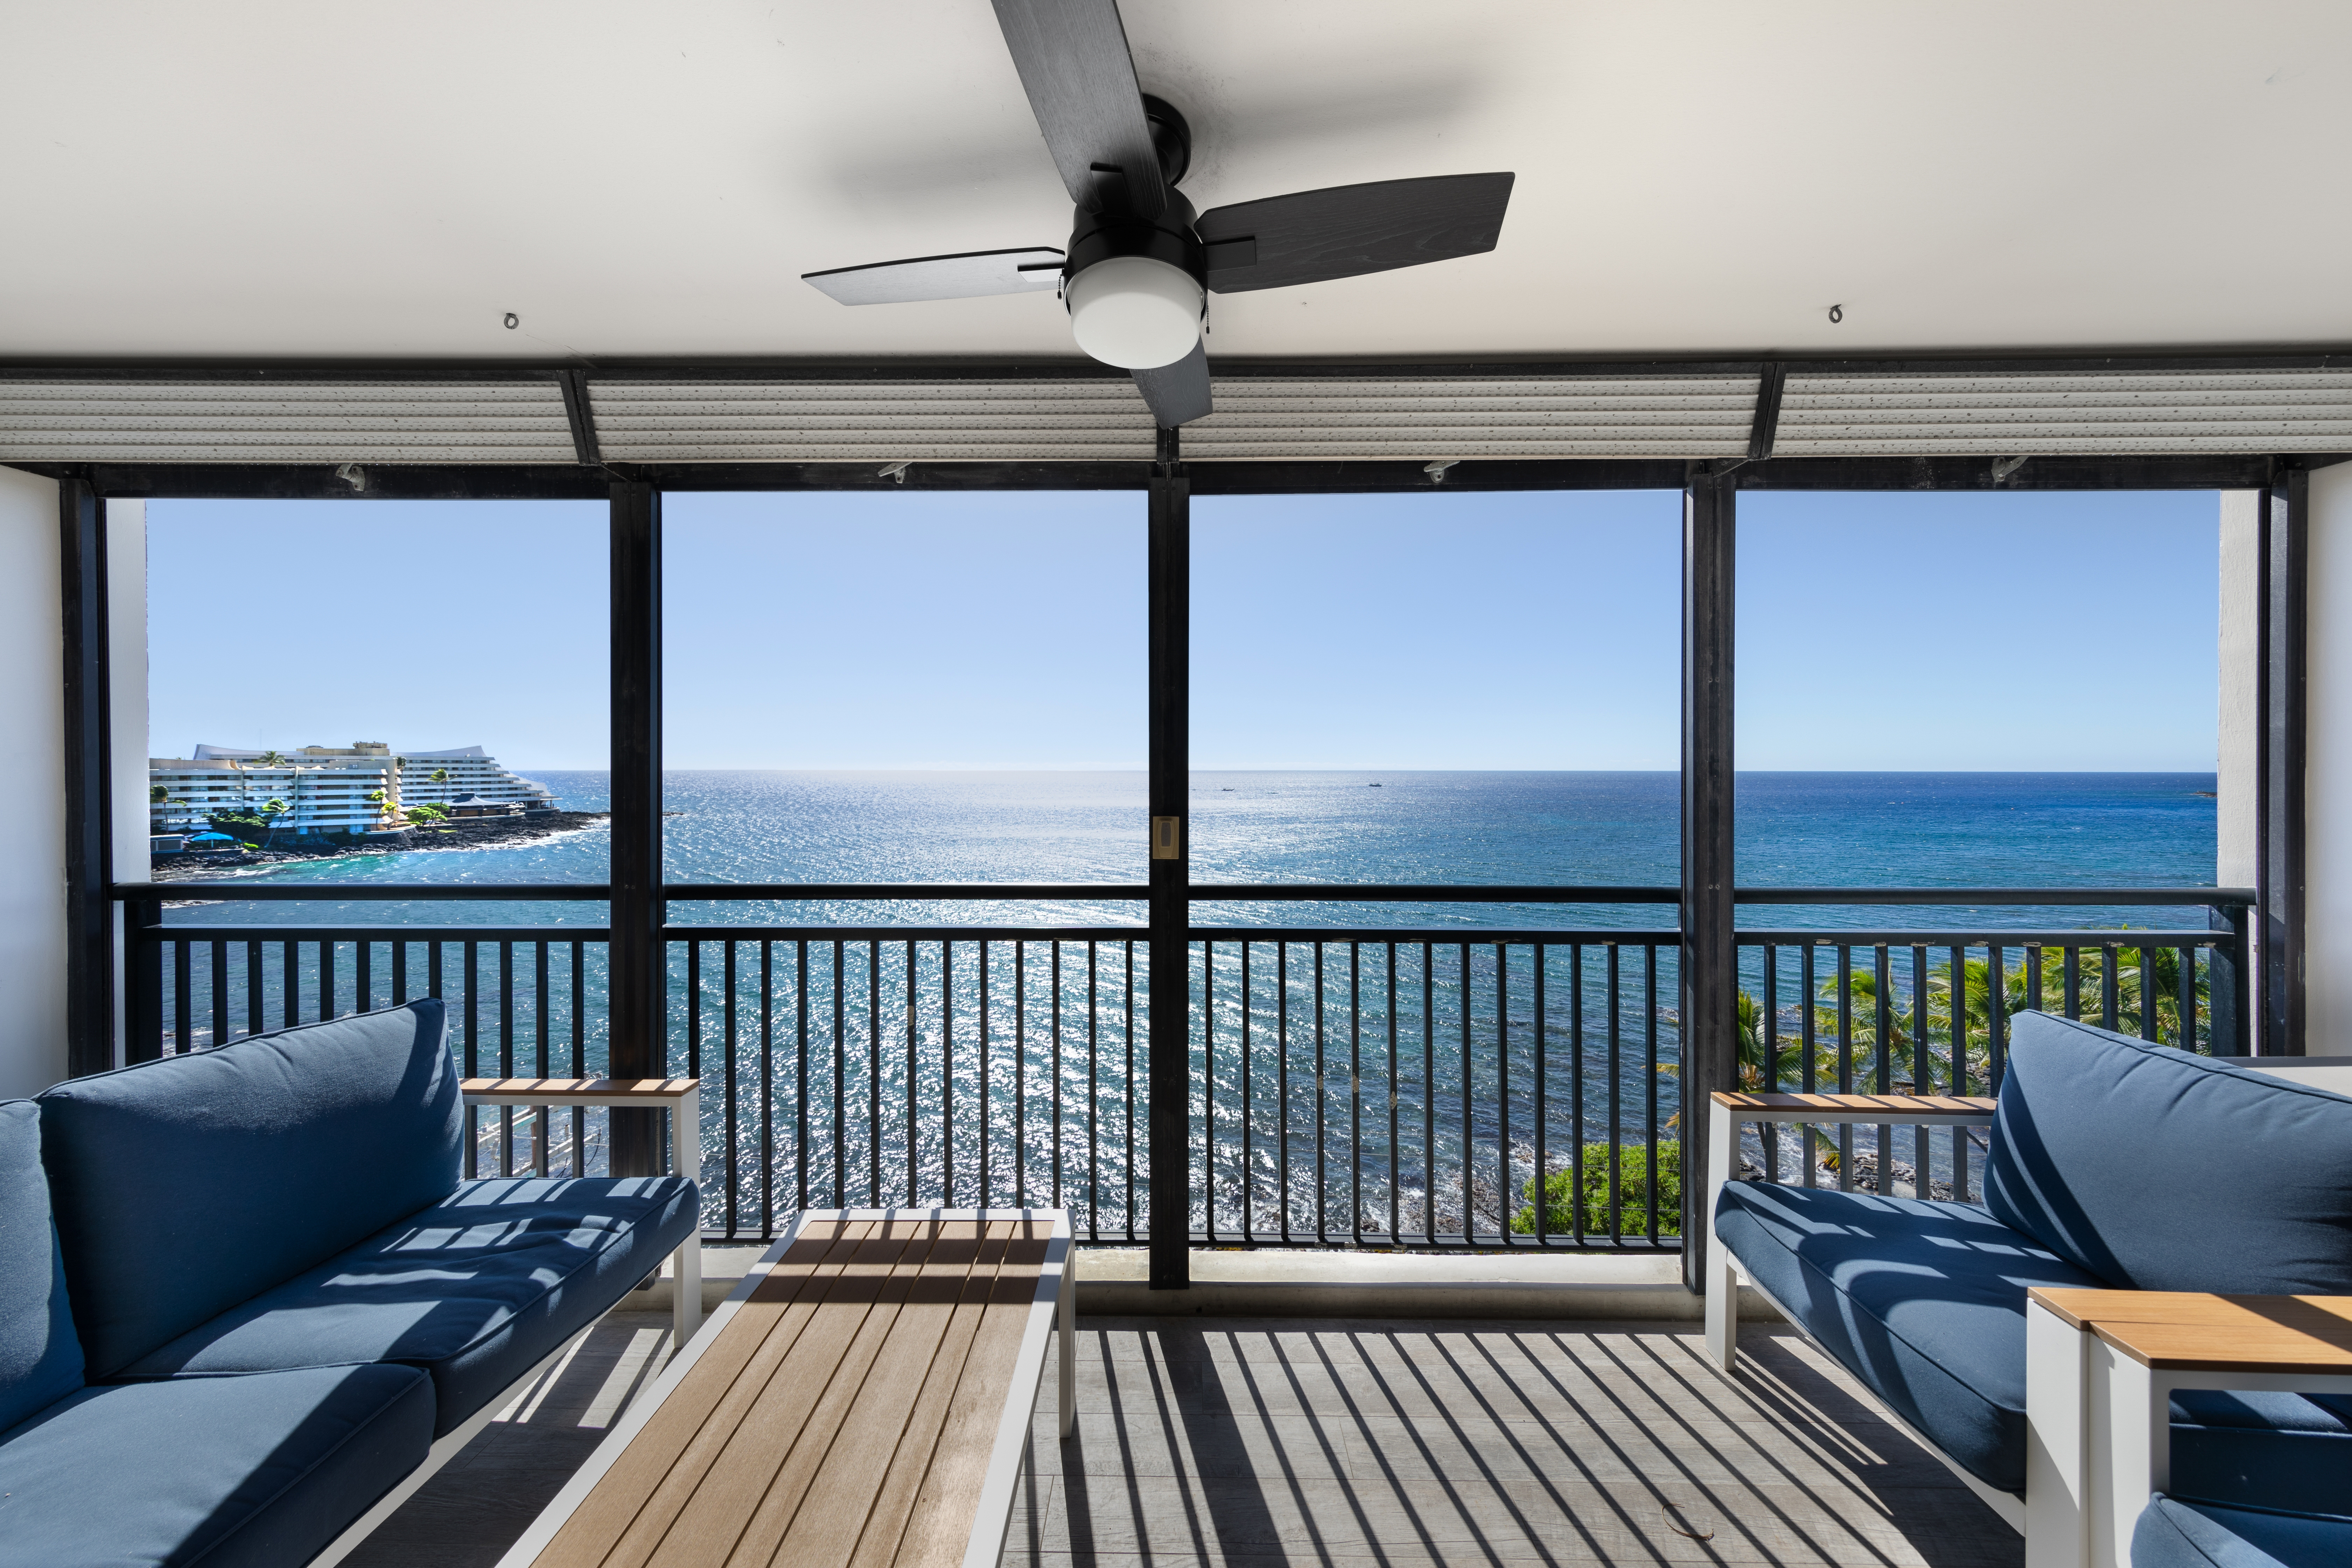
[1151,816,1182,859]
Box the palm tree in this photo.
[430,766,449,803]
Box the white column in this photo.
[2217,492,2259,891]
[2304,463,2352,1052]
[109,500,149,1068]
[0,468,68,1098]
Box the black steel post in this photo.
[1147,433,1191,1289]
[2257,468,2307,1054]
[609,482,666,1169]
[1681,468,1737,1289]
[61,478,115,1078]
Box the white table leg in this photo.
[671,1087,703,1347]
[2023,1297,2089,1568]
[1703,1103,1738,1371]
[2087,1337,2165,1568]
[1056,1227,1076,1439]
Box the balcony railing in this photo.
[114,881,2250,1252]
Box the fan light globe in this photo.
[1065,256,1202,369]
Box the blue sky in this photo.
[146,487,2218,771]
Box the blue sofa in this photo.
[2132,1493,2352,1568]
[1712,1011,2352,1520]
[0,1001,698,1568]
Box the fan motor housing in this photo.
[1063,189,1205,299]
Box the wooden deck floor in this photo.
[355,1310,2019,1568]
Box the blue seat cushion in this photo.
[0,1362,432,1568]
[2133,1494,2352,1568]
[1716,1180,2111,1494]
[1988,1012,2352,1293]
[0,1100,81,1435]
[2169,1390,2352,1517]
[38,1001,461,1378]
[118,1175,696,1435]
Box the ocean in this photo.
[162,768,2220,930]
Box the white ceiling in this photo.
[4,1,2348,365]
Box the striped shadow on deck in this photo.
[500,1211,1072,1568]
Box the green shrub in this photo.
[1511,1141,1682,1238]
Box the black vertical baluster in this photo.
[323,941,337,1022]
[1278,942,1290,1241]
[536,941,551,1177]
[1124,942,1136,1242]
[392,939,407,1008]
[1874,945,1892,1196]
[1913,944,1930,1193]
[1350,941,1362,1248]
[1835,946,1854,1191]
[1496,943,1509,1246]
[1607,943,1623,1239]
[723,940,738,1238]
[1458,942,1472,1242]
[569,941,584,1177]
[1988,947,2009,1091]
[1533,944,1546,1245]
[761,941,775,1235]
[829,940,842,1209]
[499,941,515,1179]
[1387,943,1400,1244]
[978,944,990,1209]
[904,940,917,1206]
[283,940,298,1031]
[174,941,191,1056]
[460,941,477,1180]
[943,941,955,1210]
[868,940,881,1207]
[2180,942,2199,1051]
[686,941,702,1088]
[2138,941,2161,1042]
[1014,941,1026,1211]
[1951,944,1970,1201]
[211,942,229,1048]
[1800,944,1818,1189]
[1762,945,1779,1181]
[1086,940,1097,1237]
[1314,940,1327,1246]
[1200,941,1214,1242]
[2101,944,2120,1031]
[2064,944,2082,1020]
[357,940,372,1017]
[1570,945,1586,1243]
[1240,942,1254,1241]
[1422,944,1435,1247]
[249,940,265,1038]
[1644,945,1660,1244]
[1050,941,1062,1211]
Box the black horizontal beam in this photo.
[1194,927,1680,944]
[1739,928,2226,946]
[1192,884,1679,903]
[666,924,1145,942]
[663,883,1149,901]
[136,925,609,943]
[1732,886,2253,906]
[117,882,609,901]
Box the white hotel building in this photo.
[149,742,558,837]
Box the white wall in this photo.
[109,501,147,1067]
[2306,463,2352,1052]
[0,469,66,1098]
[2219,491,2260,890]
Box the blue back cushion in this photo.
[0,1100,83,1432]
[37,1001,460,1379]
[1987,1011,2352,1291]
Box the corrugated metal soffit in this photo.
[1181,375,1761,459]
[0,381,575,463]
[1774,369,2352,456]
[585,380,1159,462]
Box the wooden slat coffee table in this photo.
[2024,1287,2352,1568]
[496,1209,1074,1568]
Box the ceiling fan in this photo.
[801,0,1514,428]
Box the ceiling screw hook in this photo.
[1827,304,1843,324]
[503,312,519,330]
[1424,460,1458,484]
[878,461,911,485]
[334,463,368,493]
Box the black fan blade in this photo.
[802,248,1065,306]
[1196,173,1513,294]
[1132,342,1211,428]
[989,0,1166,218]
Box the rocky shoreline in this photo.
[148,810,610,881]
